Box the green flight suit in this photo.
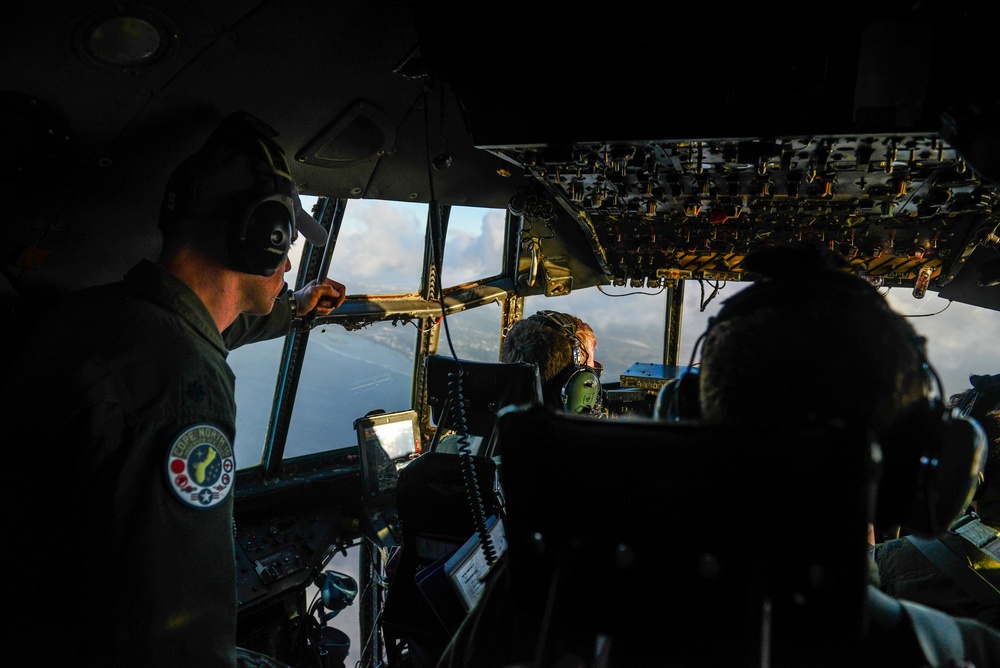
[2,259,293,667]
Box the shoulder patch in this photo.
[166,423,235,509]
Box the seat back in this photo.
[496,404,874,667]
[424,354,543,456]
[380,451,502,664]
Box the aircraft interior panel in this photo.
[496,134,998,291]
[233,457,363,614]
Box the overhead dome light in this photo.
[75,7,173,69]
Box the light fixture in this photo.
[74,7,173,70]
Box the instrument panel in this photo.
[235,507,344,608]
[233,456,363,613]
[496,134,999,290]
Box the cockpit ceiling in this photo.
[497,133,998,291]
[412,0,998,301]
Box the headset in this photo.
[161,112,298,277]
[871,354,986,535]
[225,133,297,277]
[528,310,604,415]
[653,263,986,537]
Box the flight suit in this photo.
[875,518,1000,629]
[2,259,292,667]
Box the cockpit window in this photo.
[327,199,426,294]
[228,192,1000,473]
[441,205,505,286]
[286,319,418,456]
[437,303,503,363]
[229,199,509,469]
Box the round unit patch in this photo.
[166,423,235,509]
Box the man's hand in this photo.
[294,278,346,317]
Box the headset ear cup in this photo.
[876,404,987,536]
[932,414,987,526]
[229,198,293,275]
[653,370,701,422]
[560,367,603,414]
[653,381,677,420]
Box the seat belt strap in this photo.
[905,534,1000,606]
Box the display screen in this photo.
[362,418,418,462]
[356,410,419,498]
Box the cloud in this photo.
[441,208,505,285]
[329,200,426,292]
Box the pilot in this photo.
[432,311,601,457]
[500,310,604,415]
[691,245,1000,665]
[0,111,345,667]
